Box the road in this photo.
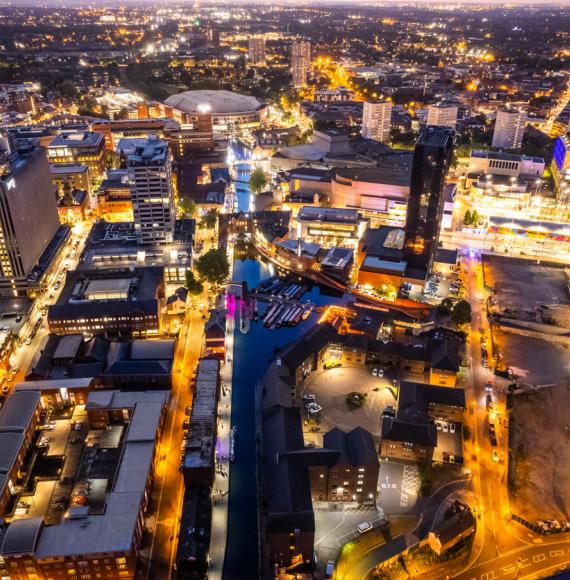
[8,220,91,388]
[346,246,570,580]
[144,304,205,579]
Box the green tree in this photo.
[471,209,479,226]
[451,300,472,326]
[185,270,204,296]
[199,208,218,230]
[249,167,268,195]
[437,297,454,315]
[464,209,472,226]
[179,197,196,217]
[56,79,77,99]
[195,248,229,288]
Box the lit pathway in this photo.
[208,240,236,580]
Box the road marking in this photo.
[533,553,546,563]
[481,571,497,579]
[550,549,564,557]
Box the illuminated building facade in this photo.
[127,136,175,245]
[551,135,570,198]
[46,132,106,179]
[361,101,393,143]
[426,104,458,130]
[404,126,455,275]
[492,109,526,150]
[0,137,61,296]
[295,206,368,249]
[292,41,311,88]
[248,36,266,64]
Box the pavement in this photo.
[142,305,205,579]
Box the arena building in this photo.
[162,90,267,134]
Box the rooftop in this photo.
[182,359,219,471]
[164,90,264,115]
[0,391,40,433]
[297,205,360,224]
[48,132,103,149]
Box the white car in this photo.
[357,522,373,534]
[450,423,456,434]
[307,403,322,414]
[38,436,49,447]
[372,368,378,376]
[442,423,449,433]
[492,449,499,462]
[378,369,384,378]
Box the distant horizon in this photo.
[1,0,570,6]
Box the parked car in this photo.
[307,403,323,415]
[326,561,335,578]
[450,423,456,434]
[492,449,499,462]
[357,522,373,534]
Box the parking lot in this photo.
[301,366,397,446]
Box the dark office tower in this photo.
[404,126,455,275]
[0,134,60,296]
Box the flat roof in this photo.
[48,132,103,148]
[336,163,411,188]
[297,205,360,224]
[50,163,88,175]
[0,391,40,433]
[361,255,407,275]
[85,277,133,296]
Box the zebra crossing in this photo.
[400,464,420,508]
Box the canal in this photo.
[222,172,346,577]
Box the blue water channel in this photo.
[222,169,346,577]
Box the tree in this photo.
[437,297,454,315]
[199,208,218,230]
[179,197,196,217]
[56,79,77,99]
[464,209,472,226]
[451,300,472,326]
[249,167,267,195]
[195,248,229,288]
[185,270,204,296]
[471,209,479,226]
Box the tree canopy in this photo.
[185,270,204,296]
[195,248,230,288]
[199,208,218,230]
[451,300,472,326]
[249,167,268,195]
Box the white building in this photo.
[292,41,311,88]
[248,36,266,65]
[426,104,458,130]
[492,109,526,150]
[127,136,175,245]
[468,150,544,178]
[361,101,393,143]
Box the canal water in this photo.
[222,180,346,577]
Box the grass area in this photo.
[334,516,419,579]
[370,536,473,579]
